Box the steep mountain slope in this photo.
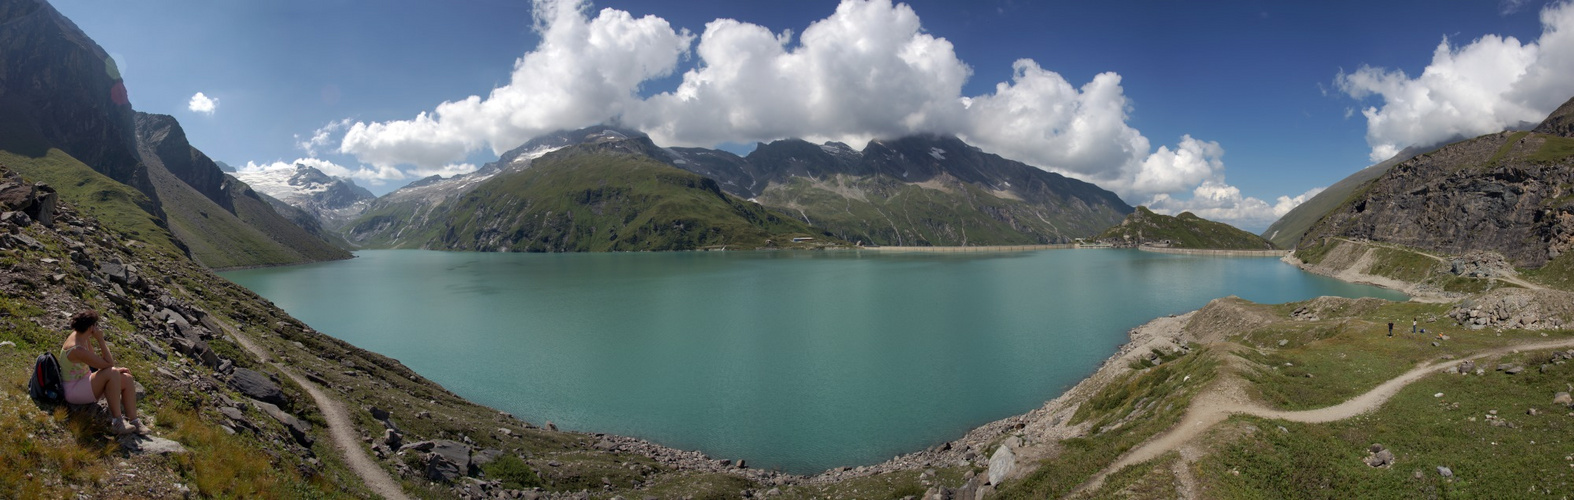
[351,136,832,251]
[1097,206,1276,249]
[0,0,151,196]
[1262,144,1435,249]
[341,131,579,248]
[134,113,350,268]
[0,0,346,269]
[230,164,374,231]
[738,136,1131,246]
[346,127,1131,250]
[1297,95,1574,271]
[0,161,871,499]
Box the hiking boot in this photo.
[111,418,135,435]
[130,418,151,435]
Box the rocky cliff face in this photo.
[731,135,1131,245]
[0,0,346,268]
[1299,96,1574,269]
[0,0,152,198]
[134,113,229,209]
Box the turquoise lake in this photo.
[221,249,1405,474]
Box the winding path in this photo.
[1333,237,1546,291]
[221,323,410,500]
[1075,337,1574,495]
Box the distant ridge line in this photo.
[852,244,1075,253]
[1137,246,1288,257]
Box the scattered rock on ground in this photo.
[987,443,1016,485]
[1365,447,1395,468]
[119,435,188,455]
[228,368,285,407]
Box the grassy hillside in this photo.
[1098,206,1276,250]
[0,149,183,258]
[754,173,1107,246]
[0,163,894,499]
[989,293,1574,499]
[2,99,347,269]
[351,146,834,252]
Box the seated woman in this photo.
[60,310,148,435]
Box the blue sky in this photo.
[53,0,1573,231]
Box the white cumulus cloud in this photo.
[628,0,969,147]
[188,92,218,115]
[337,0,693,169]
[296,119,351,157]
[1338,0,1574,162]
[1148,184,1326,233]
[410,163,480,179]
[328,0,1312,224]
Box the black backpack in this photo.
[28,352,64,404]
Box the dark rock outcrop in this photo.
[0,170,56,226]
[1299,97,1574,268]
[1533,96,1574,138]
[135,113,230,210]
[0,0,155,201]
[228,368,285,407]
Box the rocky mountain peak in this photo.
[1534,95,1574,137]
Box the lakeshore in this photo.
[223,248,1400,476]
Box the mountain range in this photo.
[267,126,1135,251]
[0,0,347,268]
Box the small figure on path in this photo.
[1388,321,1394,337]
[1412,318,1418,334]
[60,310,148,435]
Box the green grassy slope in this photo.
[1098,206,1276,249]
[143,161,335,269]
[1188,299,1574,499]
[352,147,834,251]
[0,149,183,257]
[754,174,1102,246]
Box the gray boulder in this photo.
[426,452,464,483]
[472,448,503,469]
[430,439,472,476]
[1365,449,1395,468]
[254,400,313,447]
[100,259,129,285]
[118,435,187,455]
[383,428,403,450]
[987,443,1016,485]
[228,368,286,407]
[399,440,436,453]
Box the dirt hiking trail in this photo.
[222,323,411,500]
[1075,337,1574,495]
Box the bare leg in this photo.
[119,372,138,420]
[95,371,123,419]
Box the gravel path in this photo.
[222,324,411,500]
[1076,337,1574,495]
